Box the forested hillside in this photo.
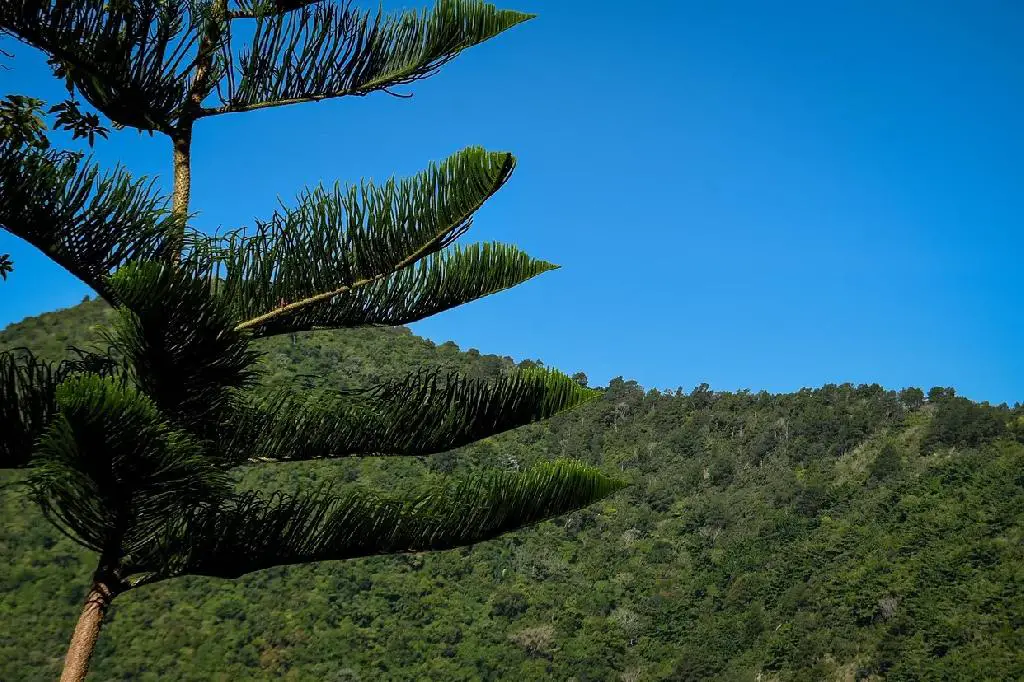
[2,301,1022,681]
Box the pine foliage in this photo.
[0,1,622,645]
[27,375,229,557]
[0,0,204,131]
[0,0,534,129]
[220,0,533,114]
[0,144,179,299]
[128,460,621,581]
[221,367,601,462]
[102,262,260,429]
[185,147,551,336]
[0,348,116,469]
[0,349,66,469]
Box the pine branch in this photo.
[201,0,533,117]
[0,143,180,301]
[0,348,119,470]
[102,262,260,434]
[0,0,204,132]
[0,349,63,469]
[26,374,230,556]
[181,0,230,120]
[230,0,324,19]
[220,368,600,463]
[127,460,624,581]
[237,241,556,336]
[183,147,518,334]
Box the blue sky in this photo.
[1,1,1022,404]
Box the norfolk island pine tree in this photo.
[0,2,624,680]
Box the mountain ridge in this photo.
[1,300,1022,681]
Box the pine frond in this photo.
[26,375,229,555]
[184,147,516,334]
[0,0,204,132]
[232,0,323,18]
[240,241,556,336]
[0,143,179,300]
[0,348,118,469]
[206,0,533,116]
[222,367,600,462]
[128,460,623,580]
[103,262,260,433]
[0,349,62,469]
[59,346,121,379]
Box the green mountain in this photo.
[2,301,1022,681]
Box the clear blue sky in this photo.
[2,1,1022,404]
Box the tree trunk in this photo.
[59,579,119,682]
[168,0,226,261]
[170,126,193,260]
[171,130,192,217]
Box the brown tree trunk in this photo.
[59,579,119,682]
[171,129,192,218]
[170,125,194,260]
[168,0,226,261]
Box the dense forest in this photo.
[2,299,1022,681]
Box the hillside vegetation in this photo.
[2,300,1022,681]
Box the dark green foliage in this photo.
[222,366,599,462]
[241,241,557,336]
[3,305,1022,681]
[47,99,110,146]
[1,0,533,130]
[219,0,533,114]
[0,254,612,592]
[898,386,925,410]
[103,262,260,431]
[0,94,49,150]
[187,147,538,337]
[0,0,202,132]
[197,148,514,314]
[925,397,1007,451]
[0,349,65,468]
[132,460,622,581]
[0,347,115,468]
[0,90,111,160]
[27,375,228,556]
[489,589,529,619]
[867,440,903,482]
[928,386,956,403]
[0,143,178,298]
[1,3,621,667]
